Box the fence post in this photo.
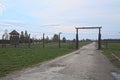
[43,33,45,48]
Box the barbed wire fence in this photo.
[101,32,120,50]
[0,29,77,49]
[0,23,119,49]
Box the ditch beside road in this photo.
[1,42,120,80]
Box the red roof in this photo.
[9,30,19,35]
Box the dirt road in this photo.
[1,42,119,80]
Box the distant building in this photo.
[9,30,20,46]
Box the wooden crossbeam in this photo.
[75,27,102,29]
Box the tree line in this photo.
[0,30,68,44]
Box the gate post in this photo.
[98,27,101,49]
[76,28,79,49]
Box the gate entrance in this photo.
[75,27,102,50]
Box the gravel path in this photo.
[1,42,119,80]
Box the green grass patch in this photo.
[0,42,90,77]
[102,42,120,68]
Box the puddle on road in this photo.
[111,72,120,80]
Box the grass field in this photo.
[102,42,120,68]
[0,42,90,77]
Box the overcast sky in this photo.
[0,0,120,40]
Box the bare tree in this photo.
[4,29,9,40]
[2,29,9,48]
